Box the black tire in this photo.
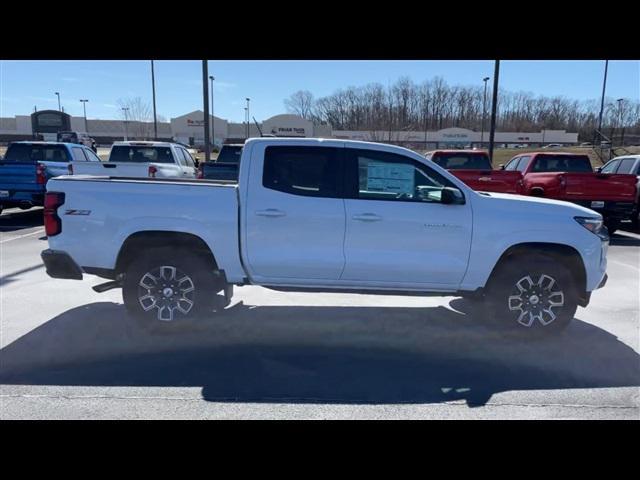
[483,254,578,337]
[604,219,618,236]
[122,247,226,332]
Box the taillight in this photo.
[148,165,157,178]
[44,192,65,237]
[36,163,47,185]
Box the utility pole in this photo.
[202,60,211,163]
[488,60,500,164]
[481,76,490,145]
[151,60,158,140]
[595,60,609,145]
[80,99,89,132]
[55,92,61,112]
[209,75,215,149]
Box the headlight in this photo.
[575,216,607,238]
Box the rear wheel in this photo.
[122,247,227,332]
[484,254,578,336]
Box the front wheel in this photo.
[484,255,578,336]
[122,247,226,332]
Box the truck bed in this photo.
[45,175,244,281]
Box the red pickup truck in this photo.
[502,152,637,233]
[425,150,523,194]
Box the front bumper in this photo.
[41,249,83,280]
[573,200,636,222]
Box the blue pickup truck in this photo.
[0,141,101,214]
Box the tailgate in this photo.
[563,173,637,201]
[451,169,523,194]
[0,161,40,192]
[72,162,151,177]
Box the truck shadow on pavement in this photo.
[1,299,638,407]
[0,208,43,232]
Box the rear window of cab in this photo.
[430,152,492,170]
[4,144,71,162]
[531,155,593,173]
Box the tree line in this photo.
[284,77,640,142]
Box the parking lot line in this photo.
[0,228,45,244]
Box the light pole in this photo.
[122,107,130,140]
[79,99,89,133]
[202,60,211,163]
[246,98,250,139]
[481,76,490,146]
[151,60,158,140]
[209,75,215,148]
[488,61,500,164]
[55,92,61,112]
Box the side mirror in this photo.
[498,164,505,170]
[194,159,200,168]
[440,187,465,205]
[595,166,602,173]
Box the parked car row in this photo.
[423,149,638,234]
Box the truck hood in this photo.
[475,191,601,218]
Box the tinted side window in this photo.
[71,147,88,161]
[348,148,457,203]
[600,159,620,174]
[504,157,520,171]
[84,149,102,162]
[263,146,341,198]
[180,148,196,168]
[616,158,636,174]
[516,156,531,172]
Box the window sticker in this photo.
[365,162,415,195]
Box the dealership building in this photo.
[0,109,578,148]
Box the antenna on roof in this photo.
[252,117,263,136]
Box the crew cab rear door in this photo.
[243,144,346,282]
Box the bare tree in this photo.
[284,90,315,119]
[117,97,153,139]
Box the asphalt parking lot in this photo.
[1,207,638,419]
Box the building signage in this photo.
[271,127,306,136]
[442,133,468,138]
[186,119,205,127]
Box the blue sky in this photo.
[1,60,638,122]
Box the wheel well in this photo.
[115,231,218,275]
[489,242,586,297]
[529,187,544,197]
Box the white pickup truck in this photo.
[72,141,198,178]
[41,138,609,335]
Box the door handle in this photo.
[255,209,286,217]
[352,213,382,222]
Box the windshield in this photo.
[109,146,174,163]
[431,152,492,170]
[217,146,242,164]
[531,155,593,173]
[57,132,78,143]
[4,144,70,162]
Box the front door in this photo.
[341,148,473,288]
